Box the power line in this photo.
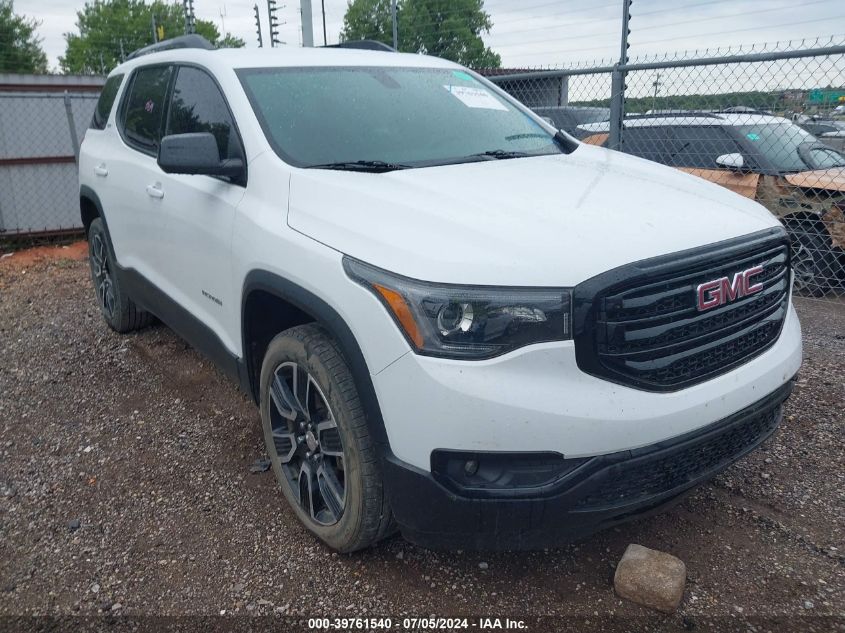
[379,0,622,35]
[500,25,844,61]
[637,16,844,46]
[633,0,838,34]
[481,0,838,50]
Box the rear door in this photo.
[109,64,174,280]
[155,64,246,355]
[79,72,126,233]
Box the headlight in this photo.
[344,257,572,359]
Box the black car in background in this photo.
[532,106,609,137]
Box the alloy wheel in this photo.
[268,362,346,525]
[91,234,116,318]
[791,240,820,294]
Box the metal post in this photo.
[255,3,263,47]
[301,0,314,47]
[183,0,196,35]
[608,70,624,150]
[391,0,398,50]
[652,72,660,111]
[63,92,80,163]
[321,0,327,46]
[608,0,632,151]
[558,76,569,106]
[151,14,158,43]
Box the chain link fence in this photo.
[484,36,845,301]
[1,33,843,301]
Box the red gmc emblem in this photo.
[696,265,764,311]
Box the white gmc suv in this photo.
[79,35,802,552]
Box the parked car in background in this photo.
[532,106,609,137]
[578,113,845,295]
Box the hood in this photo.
[287,144,780,286]
[784,167,845,192]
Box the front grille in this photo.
[574,395,783,510]
[573,228,791,391]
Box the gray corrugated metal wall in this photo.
[0,75,104,237]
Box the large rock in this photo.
[614,544,686,613]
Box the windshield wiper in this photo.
[306,160,411,173]
[467,149,531,160]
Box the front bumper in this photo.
[372,304,802,471]
[383,379,793,550]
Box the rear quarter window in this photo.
[120,65,173,154]
[90,74,124,130]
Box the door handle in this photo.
[145,183,164,199]
[93,164,108,177]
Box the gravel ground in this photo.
[0,245,843,632]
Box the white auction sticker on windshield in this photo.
[444,85,509,111]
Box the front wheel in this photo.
[788,228,834,297]
[259,324,394,552]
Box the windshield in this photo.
[736,122,819,172]
[237,66,562,169]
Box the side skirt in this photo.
[117,265,253,396]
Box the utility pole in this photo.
[321,0,327,46]
[608,0,632,150]
[183,0,197,34]
[391,0,398,50]
[268,0,283,46]
[254,3,263,47]
[652,72,661,112]
[301,0,314,47]
[219,4,227,35]
[151,14,158,42]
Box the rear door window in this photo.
[120,65,173,154]
[91,74,123,130]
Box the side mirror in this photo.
[715,152,745,171]
[158,132,244,180]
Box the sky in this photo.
[13,0,845,72]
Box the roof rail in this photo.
[324,40,396,52]
[626,111,722,120]
[126,34,215,61]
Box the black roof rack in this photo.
[324,40,396,52]
[126,34,215,61]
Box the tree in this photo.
[340,0,501,69]
[61,0,244,74]
[0,0,48,74]
[217,32,246,49]
[341,0,393,47]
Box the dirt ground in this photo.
[0,243,843,633]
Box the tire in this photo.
[259,324,395,552]
[788,228,835,297]
[87,218,153,333]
